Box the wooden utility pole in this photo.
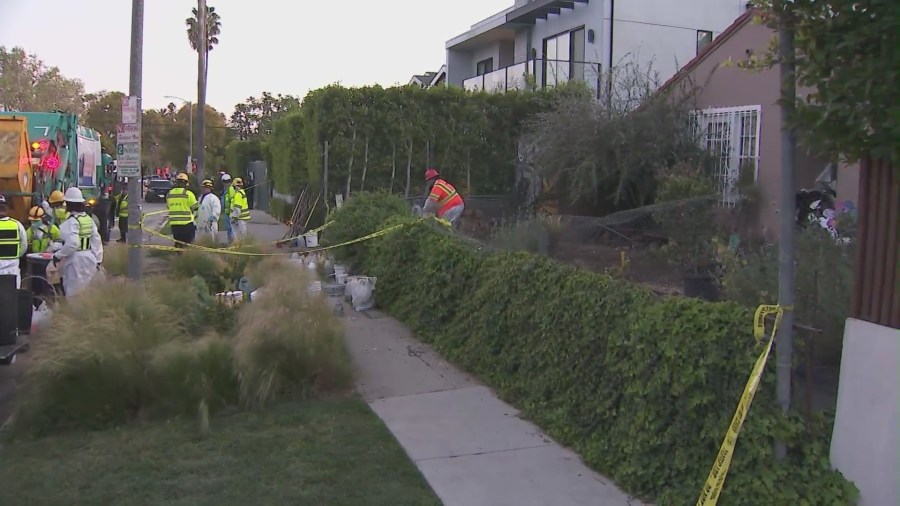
[126,0,144,280]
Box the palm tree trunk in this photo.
[196,0,207,182]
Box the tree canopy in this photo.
[753,0,900,163]
[229,92,300,140]
[0,46,86,113]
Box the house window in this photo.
[476,58,494,76]
[542,27,585,87]
[693,106,761,205]
[697,30,713,55]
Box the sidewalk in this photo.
[344,310,646,506]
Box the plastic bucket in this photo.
[304,232,319,248]
[335,272,348,285]
[323,283,345,316]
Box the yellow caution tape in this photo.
[134,216,423,257]
[695,304,785,506]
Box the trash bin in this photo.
[0,275,17,346]
[17,288,33,335]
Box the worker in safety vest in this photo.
[113,187,129,243]
[26,206,61,308]
[166,173,199,249]
[230,178,251,241]
[51,188,103,296]
[220,173,237,244]
[45,190,69,226]
[422,168,465,228]
[26,206,61,253]
[0,194,28,289]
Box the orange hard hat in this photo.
[425,168,440,180]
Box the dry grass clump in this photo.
[14,279,191,433]
[13,255,352,436]
[170,249,229,292]
[244,255,293,288]
[101,243,129,276]
[234,266,352,408]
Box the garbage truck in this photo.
[0,111,114,223]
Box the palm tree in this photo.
[185,4,221,181]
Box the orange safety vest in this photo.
[428,179,464,218]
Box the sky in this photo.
[0,0,510,116]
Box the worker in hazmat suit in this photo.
[197,179,221,243]
[52,188,103,296]
[0,194,28,288]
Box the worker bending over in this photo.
[166,173,199,249]
[422,168,465,228]
[230,178,251,242]
[51,188,103,296]
[0,194,28,288]
[197,179,222,243]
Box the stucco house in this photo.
[655,10,860,238]
[445,0,750,95]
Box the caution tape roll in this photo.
[695,304,785,506]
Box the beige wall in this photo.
[678,21,833,239]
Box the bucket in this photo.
[335,272,348,285]
[304,232,319,248]
[308,281,322,294]
[347,276,377,311]
[322,283,345,316]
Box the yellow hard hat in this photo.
[233,177,244,186]
[48,190,65,204]
[28,206,45,221]
[201,179,214,188]
[175,173,190,182]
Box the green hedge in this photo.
[224,139,265,179]
[349,217,857,505]
[265,84,577,199]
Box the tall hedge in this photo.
[224,139,264,179]
[337,208,858,504]
[266,84,570,200]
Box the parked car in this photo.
[144,178,173,203]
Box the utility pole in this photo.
[126,0,144,280]
[775,3,796,460]
[196,0,207,182]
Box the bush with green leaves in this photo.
[322,191,412,271]
[357,217,857,505]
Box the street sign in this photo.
[117,142,141,177]
[121,96,139,124]
[116,123,141,144]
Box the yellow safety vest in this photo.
[166,187,198,226]
[70,215,94,251]
[0,218,23,260]
[26,223,60,253]
[116,194,129,218]
[233,189,251,221]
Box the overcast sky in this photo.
[0,0,509,115]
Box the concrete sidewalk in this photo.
[344,311,646,506]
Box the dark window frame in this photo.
[476,58,494,76]
[696,30,714,55]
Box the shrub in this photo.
[13,279,198,434]
[361,219,858,505]
[170,249,228,293]
[322,191,412,271]
[233,266,352,408]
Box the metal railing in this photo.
[462,59,602,93]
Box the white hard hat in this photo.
[64,187,86,203]
[221,174,232,181]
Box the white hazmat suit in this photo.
[197,191,222,243]
[0,216,28,288]
[53,212,103,296]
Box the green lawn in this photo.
[0,398,439,506]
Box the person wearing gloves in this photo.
[197,179,222,243]
[52,188,103,296]
[220,173,236,244]
[230,178,251,241]
[0,194,28,289]
[422,168,465,228]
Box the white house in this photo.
[446,0,752,94]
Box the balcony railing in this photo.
[463,59,602,93]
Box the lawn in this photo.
[0,398,439,506]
